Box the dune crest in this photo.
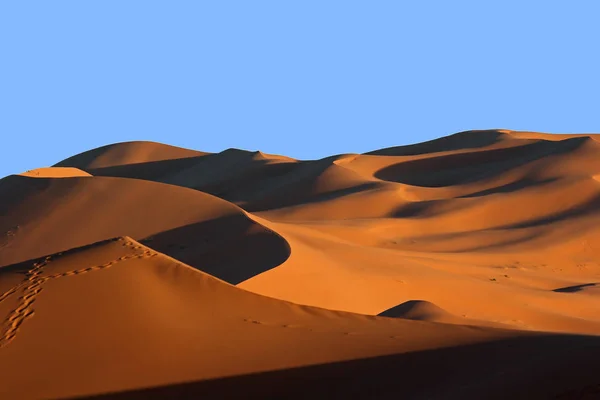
[0,175,290,283]
[2,130,600,398]
[54,140,207,170]
[18,167,91,178]
[379,300,458,321]
[0,238,599,399]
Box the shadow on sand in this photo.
[553,283,598,293]
[365,130,506,156]
[374,137,588,188]
[75,333,600,400]
[140,213,291,284]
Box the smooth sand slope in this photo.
[0,130,599,398]
[0,174,288,284]
[18,167,92,178]
[0,238,599,399]
[51,131,600,334]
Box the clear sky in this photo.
[1,2,599,177]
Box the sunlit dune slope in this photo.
[0,175,289,284]
[55,130,600,221]
[41,130,600,336]
[2,130,600,398]
[18,167,92,178]
[54,141,207,170]
[0,238,598,399]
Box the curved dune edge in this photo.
[18,167,92,178]
[0,174,291,284]
[52,131,600,221]
[378,299,488,324]
[2,131,600,397]
[0,237,599,399]
[54,140,209,170]
[503,129,600,142]
[231,133,600,335]
[5,133,600,325]
[241,209,600,335]
[42,133,600,335]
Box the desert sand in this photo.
[1,129,599,399]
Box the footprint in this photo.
[0,246,153,347]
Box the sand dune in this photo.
[18,167,92,178]
[0,175,289,283]
[54,141,207,170]
[0,238,599,399]
[1,129,600,398]
[379,300,471,324]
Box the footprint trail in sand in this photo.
[0,238,156,348]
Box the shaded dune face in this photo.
[54,140,207,170]
[139,214,291,284]
[0,238,598,400]
[55,133,600,222]
[2,131,600,399]
[378,300,454,321]
[25,133,600,304]
[373,136,589,187]
[375,300,507,329]
[365,129,507,156]
[0,175,290,283]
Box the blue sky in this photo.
[1,2,599,177]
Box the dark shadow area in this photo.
[0,175,81,267]
[74,334,600,400]
[139,214,291,284]
[0,172,292,274]
[459,177,558,198]
[53,141,205,171]
[87,156,207,181]
[84,151,380,214]
[86,152,302,206]
[392,199,461,219]
[450,230,545,253]
[365,130,506,156]
[393,201,431,218]
[245,182,380,213]
[0,237,124,275]
[499,193,600,230]
[553,283,598,293]
[396,229,545,254]
[374,137,588,188]
[392,183,600,252]
[197,154,381,212]
[0,175,54,217]
[377,300,447,320]
[187,161,300,204]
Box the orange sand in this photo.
[18,167,92,178]
[1,130,599,399]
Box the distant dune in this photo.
[18,167,92,178]
[1,129,600,399]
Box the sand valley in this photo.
[1,130,600,399]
